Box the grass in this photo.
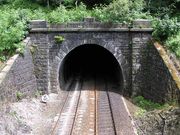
[133,96,171,117]
[35,90,43,98]
[16,91,23,101]
[54,35,65,43]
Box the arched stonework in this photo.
[29,19,153,97]
[50,41,128,94]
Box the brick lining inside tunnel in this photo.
[59,44,123,91]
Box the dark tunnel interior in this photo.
[59,44,123,92]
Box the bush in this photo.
[130,0,145,12]
[152,17,180,41]
[103,0,130,22]
[0,9,28,61]
[34,0,63,7]
[144,0,180,18]
[78,0,113,8]
[62,0,75,8]
[6,0,43,9]
[152,16,180,57]
[16,91,23,101]
[133,96,162,111]
[91,6,108,22]
[96,0,147,23]
[48,3,91,23]
[1,0,179,61]
[166,32,180,57]
[0,0,8,5]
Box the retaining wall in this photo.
[0,38,37,102]
[0,18,179,104]
[144,43,180,104]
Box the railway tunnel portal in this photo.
[25,18,180,134]
[59,44,123,92]
[0,17,179,135]
[29,17,153,98]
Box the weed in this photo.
[29,44,38,55]
[9,111,22,123]
[133,96,171,117]
[35,90,43,98]
[133,96,162,111]
[54,35,65,43]
[16,91,23,101]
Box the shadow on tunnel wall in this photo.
[59,44,124,93]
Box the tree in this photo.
[0,0,9,4]
[144,0,180,17]
[78,0,112,8]
[34,0,64,7]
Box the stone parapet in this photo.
[29,17,153,33]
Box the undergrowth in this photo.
[166,32,180,58]
[133,96,172,117]
[0,0,179,61]
[152,17,180,58]
[0,8,28,61]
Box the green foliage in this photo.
[54,35,65,43]
[47,0,147,24]
[0,0,179,60]
[9,111,21,122]
[144,0,180,18]
[35,90,43,97]
[135,108,147,117]
[48,3,91,23]
[152,17,180,58]
[152,17,180,41]
[166,32,180,58]
[47,5,68,23]
[97,0,147,23]
[34,0,62,7]
[133,96,175,117]
[133,96,163,111]
[0,8,28,61]
[103,0,130,22]
[3,0,43,9]
[62,0,75,8]
[78,0,113,8]
[90,6,109,22]
[30,44,38,55]
[131,0,145,11]
[16,91,23,101]
[15,43,26,56]
[0,0,8,5]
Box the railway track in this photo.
[51,76,136,135]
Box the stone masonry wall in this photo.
[29,19,180,104]
[143,43,180,103]
[0,18,179,103]
[29,19,153,97]
[48,32,131,95]
[0,38,37,102]
[131,32,152,97]
[29,33,49,93]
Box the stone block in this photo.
[133,19,152,28]
[83,17,96,23]
[29,20,47,28]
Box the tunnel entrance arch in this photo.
[59,44,124,92]
[29,19,153,99]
